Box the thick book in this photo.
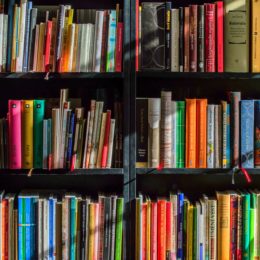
[189,5,198,72]
[252,0,260,72]
[141,2,165,70]
[241,100,254,168]
[224,0,250,72]
[136,98,148,168]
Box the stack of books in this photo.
[0,88,123,170]
[0,191,124,259]
[136,191,260,259]
[135,0,260,72]
[136,91,259,169]
[0,1,123,72]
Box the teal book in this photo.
[176,101,185,168]
[242,193,251,260]
[70,196,77,259]
[33,100,45,168]
[115,197,124,260]
[18,197,25,260]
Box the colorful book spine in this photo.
[189,5,198,72]
[198,5,204,72]
[250,194,257,259]
[252,0,260,72]
[115,198,124,260]
[176,101,185,168]
[230,195,238,259]
[172,102,177,168]
[242,193,250,260]
[70,197,77,260]
[18,197,25,260]
[157,200,166,260]
[216,1,224,72]
[177,193,184,259]
[165,2,171,70]
[241,100,254,168]
[255,101,260,168]
[66,112,75,169]
[115,22,123,72]
[25,197,31,260]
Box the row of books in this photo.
[0,1,123,72]
[0,191,124,260]
[136,0,260,72]
[135,191,260,260]
[136,91,259,169]
[0,89,123,170]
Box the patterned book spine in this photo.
[214,105,220,168]
[255,101,260,167]
[237,196,243,260]
[230,195,238,259]
[151,202,157,260]
[184,7,190,72]
[222,101,228,168]
[241,100,254,168]
[189,5,198,72]
[207,105,215,168]
[208,200,217,260]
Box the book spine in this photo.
[106,10,117,72]
[110,196,117,260]
[115,198,124,260]
[100,10,109,73]
[33,100,45,169]
[189,5,198,72]
[172,101,177,168]
[8,100,22,169]
[66,113,75,169]
[176,101,185,168]
[230,92,241,168]
[198,5,204,72]
[250,196,256,259]
[165,2,171,71]
[166,201,173,257]
[2,199,8,259]
[18,197,25,260]
[106,119,115,168]
[0,14,3,71]
[44,21,52,72]
[177,193,184,259]
[158,200,166,260]
[150,202,157,260]
[179,7,184,72]
[101,110,111,168]
[222,101,227,168]
[28,8,37,71]
[226,104,231,168]
[70,197,76,259]
[237,196,243,260]
[25,198,31,259]
[216,1,224,72]
[208,200,217,260]
[241,100,254,168]
[230,195,238,260]
[115,22,123,72]
[214,105,220,168]
[205,3,216,72]
[42,120,48,168]
[184,7,190,72]
[160,91,172,168]
[171,9,179,72]
[255,101,260,167]
[2,15,8,72]
[252,0,260,72]
[207,105,215,168]
[242,194,250,260]
[49,198,54,259]
[103,197,111,259]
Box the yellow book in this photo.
[217,192,231,260]
[37,23,45,72]
[88,203,95,260]
[146,199,151,260]
[252,0,260,72]
[22,100,34,169]
[187,203,193,260]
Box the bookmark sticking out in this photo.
[70,154,76,172]
[48,154,52,171]
[28,168,34,177]
[240,167,252,183]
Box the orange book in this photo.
[185,99,197,168]
[217,192,231,260]
[2,199,8,259]
[196,99,207,168]
[157,200,166,260]
[142,203,147,259]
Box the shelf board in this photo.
[137,71,260,80]
[136,168,260,175]
[0,168,124,176]
[0,72,124,80]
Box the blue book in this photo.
[18,197,24,260]
[226,104,231,168]
[25,197,31,260]
[177,193,184,260]
[22,2,32,72]
[6,0,16,71]
[106,10,117,72]
[49,198,54,259]
[31,197,37,259]
[66,113,75,168]
[70,197,77,259]
[241,100,254,168]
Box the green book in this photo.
[193,205,198,260]
[115,197,124,260]
[242,193,251,260]
[250,192,257,259]
[176,101,185,168]
[33,100,45,168]
[70,196,77,260]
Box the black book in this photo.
[141,2,165,70]
[103,196,112,259]
[110,195,117,260]
[198,5,205,72]
[179,7,184,72]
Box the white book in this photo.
[106,118,116,168]
[171,101,177,167]
[171,9,179,72]
[76,24,82,72]
[0,14,4,70]
[67,23,75,72]
[79,24,87,72]
[82,111,90,168]
[85,23,94,72]
[93,11,104,72]
[16,2,27,72]
[2,15,8,71]
[207,105,215,168]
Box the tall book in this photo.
[186,99,196,168]
[141,2,165,70]
[216,1,224,72]
[176,101,185,168]
[241,100,254,168]
[136,98,148,168]
[22,100,34,169]
[207,105,215,168]
[106,10,116,72]
[179,7,184,72]
[255,101,260,168]
[224,0,250,72]
[165,2,171,70]
[157,200,166,260]
[115,198,124,260]
[189,5,198,72]
[252,0,260,72]
[184,7,190,72]
[171,9,179,72]
[242,193,251,259]
[198,5,204,72]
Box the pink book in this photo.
[151,202,157,260]
[8,100,22,169]
[94,203,100,260]
[216,1,224,72]
[115,22,123,72]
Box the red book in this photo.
[157,200,166,260]
[115,22,123,72]
[8,100,22,169]
[189,5,198,72]
[101,110,111,168]
[45,21,53,72]
[2,199,8,260]
[184,7,190,72]
[216,1,224,72]
[166,201,173,256]
[205,3,216,72]
[142,203,147,260]
[151,202,157,260]
[230,194,238,260]
[98,197,105,260]
[136,0,139,71]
